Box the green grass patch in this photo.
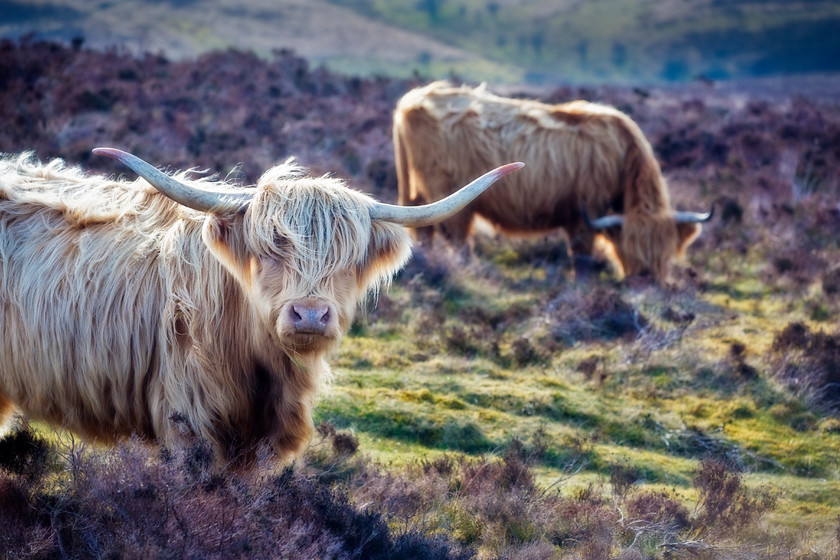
[313,231,840,548]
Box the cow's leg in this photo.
[568,229,605,278]
[562,236,577,281]
[570,228,595,257]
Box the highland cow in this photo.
[394,81,712,280]
[0,149,521,465]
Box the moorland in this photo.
[0,38,839,558]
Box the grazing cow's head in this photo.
[94,148,522,354]
[584,207,713,280]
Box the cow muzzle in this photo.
[278,299,338,340]
[290,303,331,335]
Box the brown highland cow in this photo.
[394,81,712,281]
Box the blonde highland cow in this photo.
[0,148,521,466]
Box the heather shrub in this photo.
[548,286,649,346]
[0,475,54,559]
[771,322,840,412]
[0,420,51,483]
[685,459,777,552]
[0,422,796,559]
[624,490,690,533]
[0,424,468,560]
[0,38,416,200]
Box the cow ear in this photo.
[362,221,412,285]
[203,216,256,290]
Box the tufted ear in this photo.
[360,221,413,288]
[202,216,257,291]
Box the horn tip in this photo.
[92,147,127,160]
[489,161,525,180]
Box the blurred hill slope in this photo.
[0,0,495,77]
[1,0,838,84]
[327,0,840,83]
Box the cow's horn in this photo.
[93,148,253,213]
[674,204,714,223]
[370,162,524,227]
[582,206,625,229]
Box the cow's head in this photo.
[94,148,522,354]
[584,206,713,281]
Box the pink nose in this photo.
[290,303,331,335]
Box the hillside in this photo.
[1,0,839,84]
[326,0,840,83]
[0,0,488,77]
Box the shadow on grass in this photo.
[319,404,496,455]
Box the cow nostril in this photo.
[290,303,332,334]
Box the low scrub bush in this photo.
[0,421,827,558]
[0,423,467,559]
[771,322,840,412]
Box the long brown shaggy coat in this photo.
[394,81,702,280]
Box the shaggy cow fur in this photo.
[0,153,411,465]
[394,81,706,281]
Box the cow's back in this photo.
[394,83,633,236]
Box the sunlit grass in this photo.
[314,234,840,545]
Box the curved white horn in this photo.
[674,205,714,223]
[370,162,524,227]
[93,147,253,214]
[583,206,625,229]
